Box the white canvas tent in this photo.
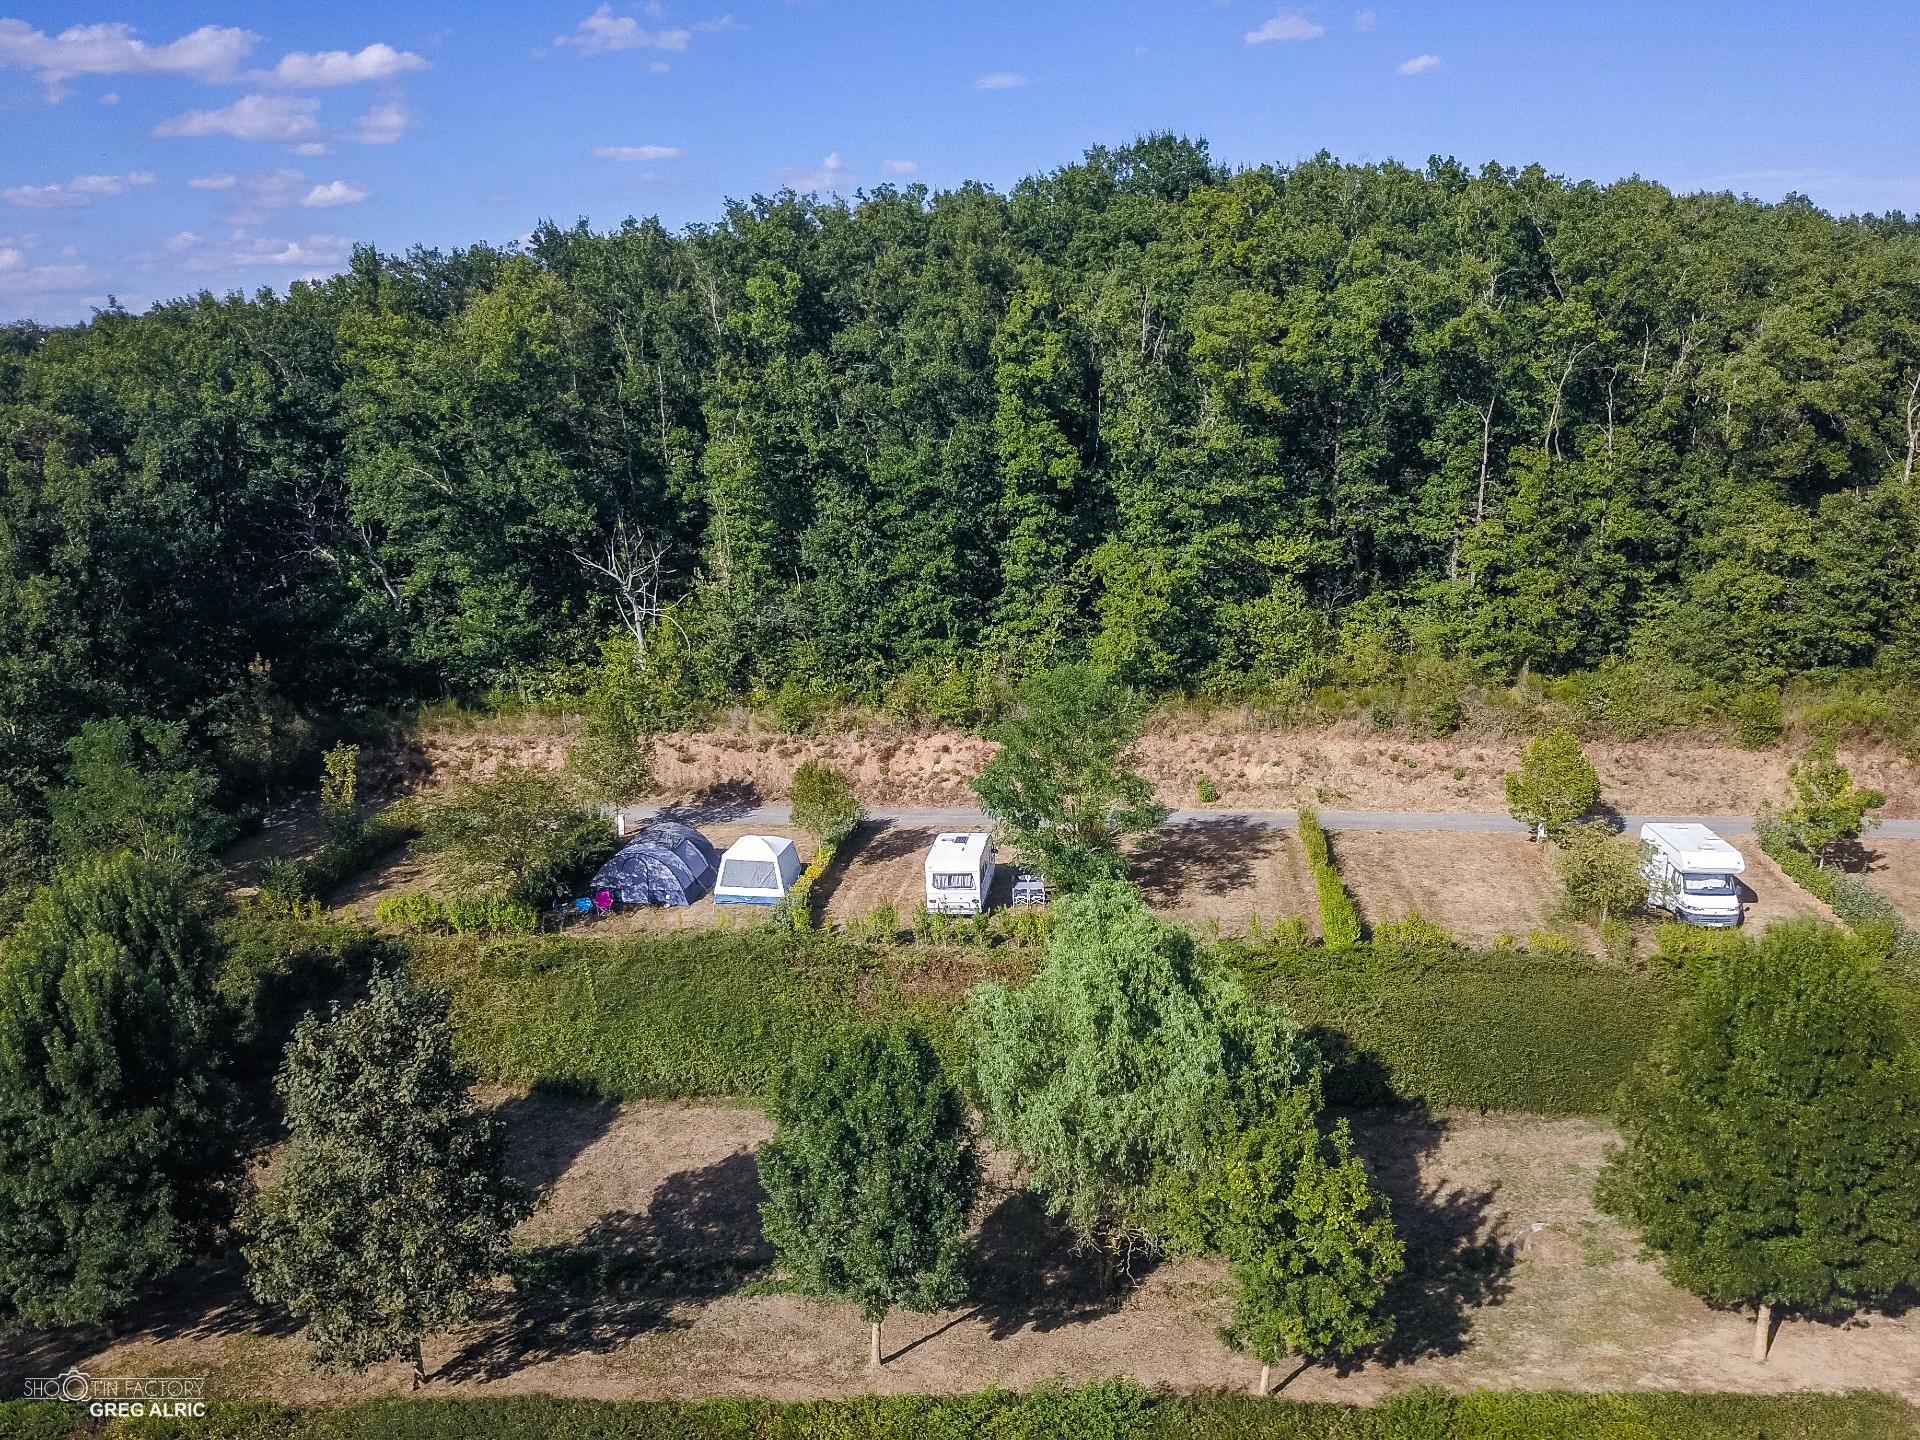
[713,834,803,904]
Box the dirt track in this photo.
[11,1099,1917,1406]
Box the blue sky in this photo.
[3,1,1918,324]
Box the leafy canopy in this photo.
[1596,921,1920,1316]
[789,760,863,848]
[1503,727,1601,839]
[416,764,608,906]
[564,637,659,807]
[0,853,242,1329]
[964,878,1312,1245]
[243,974,529,1380]
[1778,742,1884,862]
[757,1026,978,1327]
[970,664,1167,890]
[48,718,232,871]
[1555,821,1649,927]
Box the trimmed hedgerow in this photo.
[1297,808,1362,948]
[1757,817,1920,975]
[3,1384,1917,1439]
[1230,943,1673,1113]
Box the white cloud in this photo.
[3,171,156,208]
[165,230,200,251]
[1396,53,1441,73]
[1245,12,1326,43]
[881,159,919,176]
[189,172,238,190]
[260,43,429,88]
[556,6,691,54]
[776,152,855,191]
[346,100,413,144]
[153,93,321,142]
[98,89,118,104]
[594,144,683,161]
[972,71,1027,89]
[226,168,314,223]
[0,18,257,90]
[224,233,353,269]
[292,142,329,156]
[1354,9,1376,30]
[301,179,372,207]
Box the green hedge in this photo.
[1297,809,1362,948]
[409,929,950,1099]
[3,1386,1914,1440]
[1236,944,1673,1113]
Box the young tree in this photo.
[47,718,232,870]
[243,974,529,1386]
[970,663,1167,890]
[1555,821,1648,928]
[319,743,364,846]
[1778,742,1884,866]
[758,1026,978,1367]
[416,764,608,905]
[789,760,863,847]
[1503,727,1601,841]
[1597,921,1920,1361]
[964,879,1315,1253]
[0,855,242,1329]
[565,638,658,806]
[1162,1074,1403,1394]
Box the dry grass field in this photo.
[1129,820,1321,938]
[1858,838,1920,927]
[9,1098,1916,1407]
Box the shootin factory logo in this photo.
[23,1368,207,1418]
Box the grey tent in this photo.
[590,821,719,906]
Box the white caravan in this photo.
[924,832,995,916]
[1639,822,1745,927]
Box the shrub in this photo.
[1371,913,1455,955]
[1528,929,1582,956]
[416,766,608,907]
[790,761,863,847]
[1195,776,1220,803]
[444,896,538,936]
[376,891,443,932]
[1730,688,1783,748]
[854,900,900,943]
[1777,741,1884,863]
[1554,821,1648,928]
[257,854,315,907]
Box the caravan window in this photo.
[931,872,974,890]
[1680,872,1737,896]
[720,859,779,890]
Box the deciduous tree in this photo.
[970,664,1166,890]
[1597,922,1920,1362]
[0,854,241,1329]
[1778,742,1884,866]
[758,1026,978,1367]
[1504,727,1601,840]
[243,974,529,1386]
[416,764,607,906]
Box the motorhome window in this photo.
[720,859,779,889]
[1681,873,1737,895]
[932,872,974,890]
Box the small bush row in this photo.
[1297,808,1362,947]
[4,1384,1914,1440]
[375,891,538,936]
[1756,818,1920,975]
[255,807,417,909]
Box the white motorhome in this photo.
[924,832,995,916]
[1639,822,1746,927]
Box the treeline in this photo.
[3,135,1920,871]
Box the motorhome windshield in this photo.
[1681,872,1738,895]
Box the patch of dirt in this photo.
[1725,841,1839,931]
[1332,832,1564,948]
[818,825,944,930]
[1855,838,1920,927]
[11,1103,1917,1405]
[1129,820,1321,939]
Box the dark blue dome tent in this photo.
[589,821,719,906]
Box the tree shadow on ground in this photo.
[965,1185,1160,1340]
[1828,837,1884,875]
[0,1253,299,1392]
[441,1149,773,1381]
[1131,820,1278,905]
[1341,1108,1515,1370]
[499,1086,621,1200]
[813,824,935,920]
[659,781,764,825]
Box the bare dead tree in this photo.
[574,517,671,668]
[1903,368,1920,488]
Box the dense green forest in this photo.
[3,135,1919,867]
